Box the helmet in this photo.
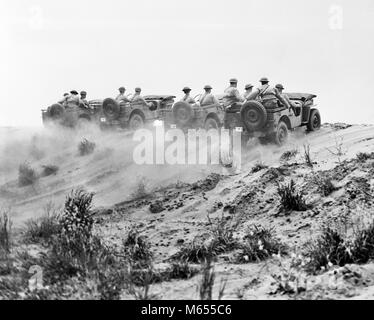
[80,91,87,95]
[182,86,191,92]
[260,77,269,83]
[135,87,141,92]
[275,84,284,90]
[245,84,253,90]
[229,78,238,83]
[204,85,212,90]
[119,86,126,91]
[70,90,78,95]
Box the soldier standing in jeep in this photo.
[223,78,244,107]
[275,84,296,110]
[80,91,89,108]
[243,84,254,101]
[250,77,290,109]
[181,87,196,104]
[116,87,130,103]
[200,85,219,107]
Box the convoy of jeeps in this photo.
[42,83,321,146]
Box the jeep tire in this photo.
[307,109,321,132]
[240,101,267,131]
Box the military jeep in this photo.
[224,93,321,145]
[158,94,225,130]
[42,100,102,128]
[99,95,176,130]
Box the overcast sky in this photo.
[1,0,374,126]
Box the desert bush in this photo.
[277,180,307,211]
[61,189,94,239]
[164,262,199,280]
[356,152,374,163]
[280,149,298,163]
[130,177,149,200]
[78,138,96,156]
[23,203,61,244]
[18,162,38,187]
[0,211,12,255]
[235,225,287,263]
[41,165,59,177]
[251,161,268,173]
[304,227,352,274]
[123,229,153,268]
[350,221,374,264]
[312,174,337,197]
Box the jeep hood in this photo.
[144,95,176,101]
[286,93,317,101]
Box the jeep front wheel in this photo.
[273,121,289,146]
[129,113,144,130]
[307,109,321,132]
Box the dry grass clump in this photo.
[303,144,314,167]
[312,174,338,197]
[235,225,287,263]
[356,152,374,163]
[251,161,268,173]
[280,149,298,163]
[18,162,39,187]
[78,138,96,156]
[130,177,150,200]
[277,180,308,212]
[41,165,59,177]
[0,211,12,255]
[305,222,374,274]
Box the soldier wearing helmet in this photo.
[131,87,152,107]
[275,84,295,110]
[200,85,219,107]
[116,86,130,103]
[223,78,244,107]
[250,78,290,109]
[180,87,196,105]
[243,84,254,101]
[80,91,89,108]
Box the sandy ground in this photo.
[2,122,374,299]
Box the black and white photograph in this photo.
[1,0,374,306]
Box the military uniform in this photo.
[200,85,218,106]
[223,86,243,107]
[181,87,196,104]
[116,93,130,103]
[252,80,290,109]
[243,84,254,101]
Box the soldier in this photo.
[251,78,290,109]
[223,78,244,107]
[58,93,70,107]
[181,87,196,104]
[131,87,152,107]
[275,84,296,109]
[243,84,254,101]
[66,90,80,107]
[80,91,89,107]
[116,87,130,103]
[200,85,219,107]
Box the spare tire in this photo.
[172,101,193,126]
[240,101,267,131]
[102,98,121,120]
[49,103,65,119]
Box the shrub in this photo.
[18,162,38,187]
[235,225,287,263]
[277,180,307,211]
[131,177,149,200]
[350,222,374,264]
[356,152,374,163]
[312,175,337,197]
[280,149,298,163]
[41,165,59,177]
[0,211,12,255]
[198,257,227,300]
[61,189,94,239]
[123,229,153,268]
[23,205,61,244]
[251,161,268,173]
[78,139,96,156]
[304,227,352,274]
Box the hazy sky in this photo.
[1,0,374,126]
